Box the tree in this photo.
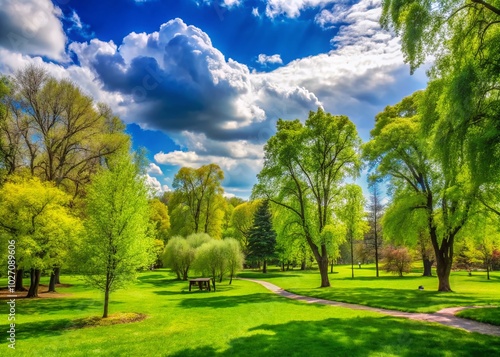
[247,200,277,273]
[3,65,129,284]
[78,152,154,318]
[162,237,195,280]
[381,0,500,196]
[364,92,477,291]
[337,184,369,279]
[193,240,227,291]
[253,108,361,287]
[231,200,260,256]
[149,198,170,243]
[366,178,384,277]
[171,164,225,237]
[223,238,244,284]
[382,246,413,277]
[0,177,80,297]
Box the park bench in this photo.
[188,278,211,292]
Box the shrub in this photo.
[382,246,413,277]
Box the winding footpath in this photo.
[239,278,500,337]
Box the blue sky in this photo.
[0,0,427,198]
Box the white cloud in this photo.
[265,0,334,18]
[144,174,164,195]
[257,54,283,65]
[147,163,163,175]
[252,7,260,17]
[0,0,67,61]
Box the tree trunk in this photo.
[281,262,285,271]
[103,287,110,318]
[300,260,306,270]
[350,234,355,279]
[487,265,490,280]
[27,268,41,298]
[54,267,61,284]
[318,257,330,287]
[15,269,26,291]
[229,272,233,285]
[435,247,453,292]
[263,259,267,273]
[374,233,379,278]
[330,259,334,273]
[48,269,57,292]
[211,278,216,291]
[422,258,433,277]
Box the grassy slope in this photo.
[456,307,500,326]
[238,264,500,313]
[0,269,498,356]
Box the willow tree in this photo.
[364,92,478,291]
[253,108,361,287]
[381,0,500,195]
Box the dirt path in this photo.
[239,278,500,337]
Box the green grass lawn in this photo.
[1,269,499,356]
[456,307,500,326]
[238,264,500,313]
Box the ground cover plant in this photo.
[238,264,500,313]
[1,269,500,356]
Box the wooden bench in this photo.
[188,278,211,292]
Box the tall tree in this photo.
[337,184,369,279]
[364,92,478,291]
[253,108,361,287]
[366,178,384,277]
[381,0,500,189]
[247,200,277,273]
[78,152,154,318]
[171,164,225,237]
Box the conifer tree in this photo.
[247,200,277,273]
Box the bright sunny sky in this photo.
[0,0,428,198]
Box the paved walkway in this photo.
[239,278,500,337]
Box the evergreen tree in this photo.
[247,200,277,273]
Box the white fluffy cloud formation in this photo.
[0,0,67,60]
[264,0,335,18]
[257,54,283,65]
[147,163,163,175]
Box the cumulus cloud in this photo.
[0,0,67,61]
[69,18,321,142]
[252,7,260,17]
[147,163,163,175]
[264,0,334,18]
[257,54,283,65]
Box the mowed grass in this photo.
[457,307,500,326]
[0,269,498,356]
[238,264,500,313]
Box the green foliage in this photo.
[247,200,277,269]
[0,177,81,272]
[162,236,195,280]
[149,198,170,242]
[4,65,129,196]
[77,152,154,317]
[192,239,227,290]
[230,200,260,254]
[253,108,361,286]
[223,238,245,284]
[171,163,226,238]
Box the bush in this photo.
[162,237,195,280]
[382,246,413,277]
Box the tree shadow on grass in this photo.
[288,287,490,312]
[16,298,102,315]
[237,272,303,279]
[177,293,306,309]
[168,316,500,357]
[15,318,76,340]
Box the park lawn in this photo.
[456,307,500,326]
[0,269,498,356]
[238,264,500,313]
